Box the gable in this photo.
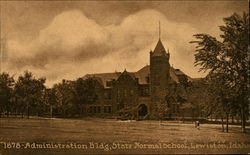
[116,71,137,85]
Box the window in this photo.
[97,106,101,113]
[124,90,127,97]
[107,106,111,113]
[117,90,120,98]
[106,81,112,87]
[108,93,111,99]
[130,90,134,95]
[140,86,149,96]
[104,106,112,113]
[89,107,93,113]
[105,92,111,99]
[89,106,102,113]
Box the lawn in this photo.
[0,117,249,155]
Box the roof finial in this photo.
[159,21,161,40]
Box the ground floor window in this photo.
[97,106,101,113]
[89,106,102,113]
[104,106,112,113]
[89,107,93,113]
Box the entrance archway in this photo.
[138,104,148,116]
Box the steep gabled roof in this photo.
[117,69,137,82]
[135,65,193,84]
[152,39,167,56]
[83,72,122,88]
[88,76,103,87]
[169,67,180,83]
[135,65,150,84]
[173,68,193,82]
[83,66,193,87]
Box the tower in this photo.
[149,38,170,117]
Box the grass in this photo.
[0,117,249,154]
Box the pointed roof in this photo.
[152,39,167,56]
[135,65,150,84]
[118,69,136,80]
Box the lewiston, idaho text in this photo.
[1,142,250,151]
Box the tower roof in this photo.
[152,39,167,56]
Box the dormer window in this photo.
[106,81,112,87]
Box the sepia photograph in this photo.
[0,0,249,154]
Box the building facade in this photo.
[83,39,198,119]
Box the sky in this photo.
[0,0,248,87]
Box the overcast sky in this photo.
[0,1,248,86]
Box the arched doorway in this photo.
[138,104,148,116]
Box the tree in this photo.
[53,80,76,117]
[44,88,57,117]
[51,78,101,118]
[81,78,100,104]
[72,77,100,117]
[164,82,188,120]
[157,101,169,124]
[190,12,249,132]
[72,78,87,116]
[0,72,15,117]
[206,73,237,132]
[14,71,46,118]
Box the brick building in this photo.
[83,39,200,119]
